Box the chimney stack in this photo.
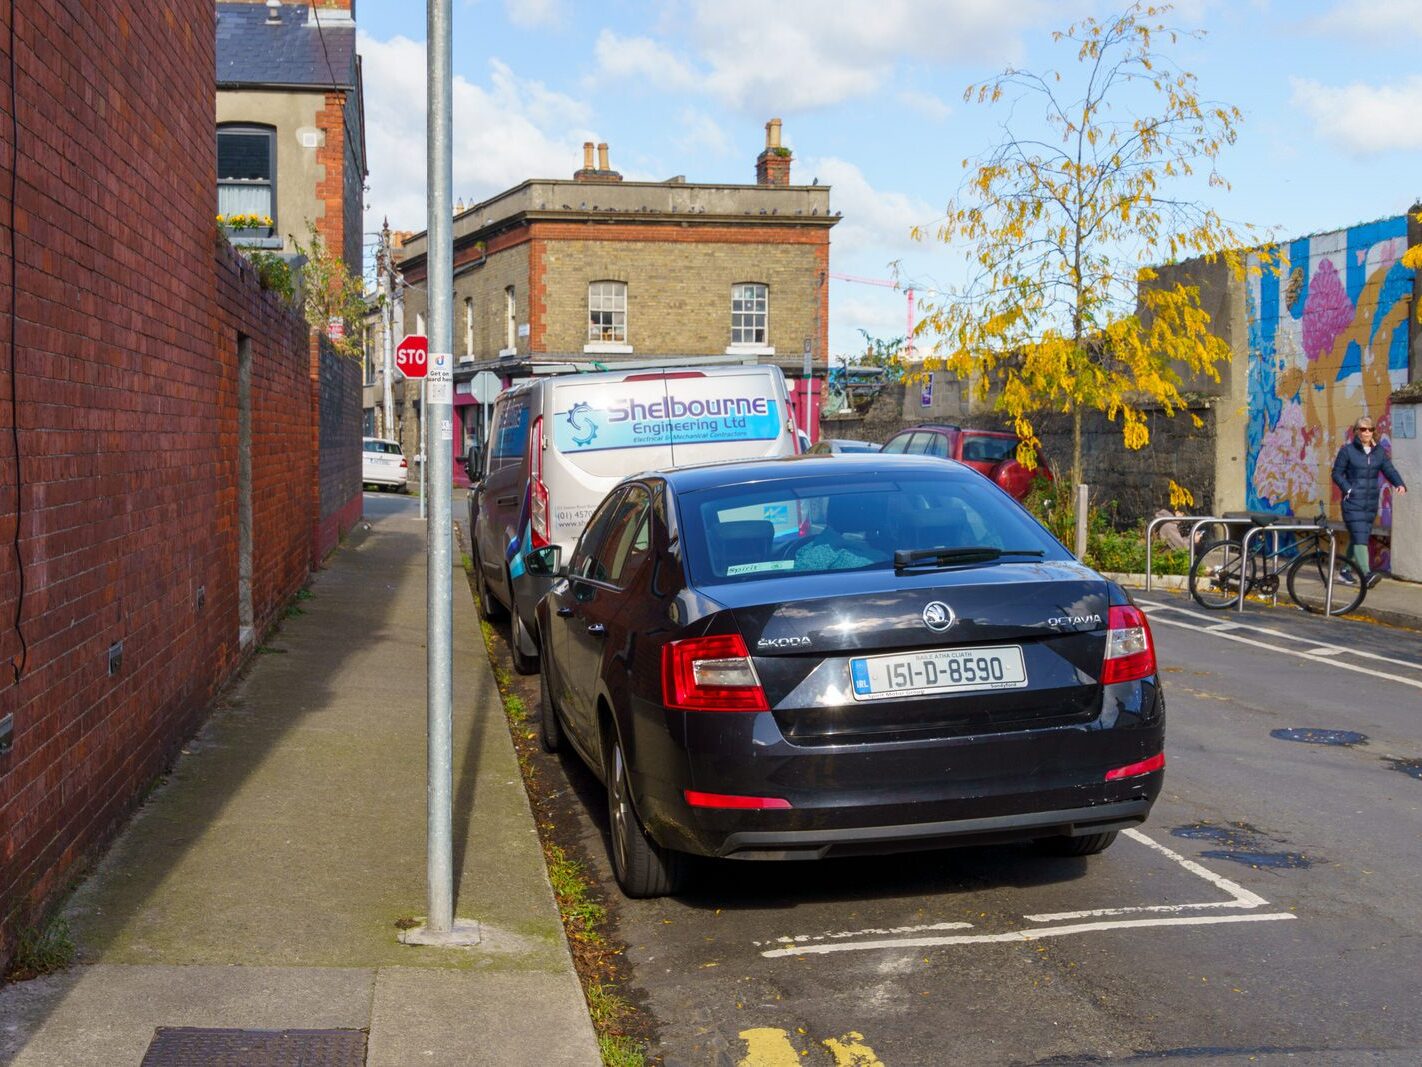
[755,118,791,186]
[575,140,623,183]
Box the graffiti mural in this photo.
[1246,216,1412,568]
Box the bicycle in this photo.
[1187,508,1366,616]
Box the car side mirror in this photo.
[463,443,481,481]
[524,544,562,577]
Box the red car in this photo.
[880,423,1051,501]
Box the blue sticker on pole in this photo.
[553,394,782,452]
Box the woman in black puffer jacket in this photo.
[1331,416,1407,588]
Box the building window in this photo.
[505,286,517,351]
[587,281,627,344]
[464,297,474,358]
[217,124,275,224]
[731,283,768,345]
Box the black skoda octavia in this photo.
[532,454,1164,898]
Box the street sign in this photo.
[470,370,502,404]
[395,334,428,379]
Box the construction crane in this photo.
[829,272,916,359]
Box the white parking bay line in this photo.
[751,921,973,948]
[756,830,1291,959]
[759,913,1295,958]
[1023,828,1266,921]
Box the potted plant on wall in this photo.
[217,212,275,240]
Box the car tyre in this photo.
[1035,831,1118,857]
[538,651,562,753]
[472,550,507,621]
[606,733,685,898]
[509,594,539,676]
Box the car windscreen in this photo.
[678,469,1069,585]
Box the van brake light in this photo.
[529,415,550,548]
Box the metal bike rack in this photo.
[1236,523,1342,614]
[1144,514,1238,591]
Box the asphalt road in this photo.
[479,557,1422,1066]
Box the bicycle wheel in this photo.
[1189,539,1259,610]
[1286,549,1366,616]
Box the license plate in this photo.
[849,646,1028,701]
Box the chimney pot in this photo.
[582,142,595,169]
[766,118,782,149]
[597,142,610,171]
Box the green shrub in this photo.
[1022,481,1189,575]
[243,251,296,301]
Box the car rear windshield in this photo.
[679,469,1069,585]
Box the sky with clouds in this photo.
[354,0,1422,359]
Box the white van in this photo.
[467,364,799,673]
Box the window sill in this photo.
[229,234,282,249]
[724,344,775,356]
[584,342,633,354]
[498,346,517,358]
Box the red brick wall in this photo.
[0,1,325,966]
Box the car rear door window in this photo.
[570,489,626,580]
[905,433,933,455]
[590,485,651,586]
[962,435,1017,464]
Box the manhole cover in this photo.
[141,1027,367,1066]
[1270,727,1368,746]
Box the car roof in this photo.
[653,452,971,492]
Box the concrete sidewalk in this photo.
[0,496,600,1066]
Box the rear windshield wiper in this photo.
[894,546,1047,569]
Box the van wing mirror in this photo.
[463,442,481,480]
[523,545,562,577]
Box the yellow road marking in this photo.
[738,1027,803,1066]
[823,1030,885,1066]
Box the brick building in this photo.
[380,120,838,471]
[216,0,368,277]
[0,0,362,969]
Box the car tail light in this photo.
[1101,605,1156,684]
[662,633,769,712]
[1105,751,1165,781]
[684,790,791,810]
[400,457,408,469]
[529,415,550,548]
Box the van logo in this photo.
[565,402,598,447]
[922,602,955,632]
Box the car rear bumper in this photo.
[625,682,1163,860]
[712,798,1150,860]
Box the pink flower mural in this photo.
[1253,400,1319,508]
[1301,259,1352,364]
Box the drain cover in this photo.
[141,1028,367,1066]
[1270,727,1368,746]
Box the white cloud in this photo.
[897,89,952,122]
[359,32,597,230]
[1290,75,1422,155]
[591,30,702,93]
[810,157,936,257]
[593,0,1050,112]
[503,0,566,29]
[1306,0,1422,39]
[674,109,731,157]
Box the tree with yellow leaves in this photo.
[918,2,1269,495]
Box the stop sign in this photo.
[395,334,428,379]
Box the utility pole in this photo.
[415,0,469,945]
[379,219,394,437]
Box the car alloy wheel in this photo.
[606,734,684,899]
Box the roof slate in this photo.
[216,3,357,89]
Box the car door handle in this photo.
[586,623,606,636]
[496,495,518,506]
[556,606,574,617]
